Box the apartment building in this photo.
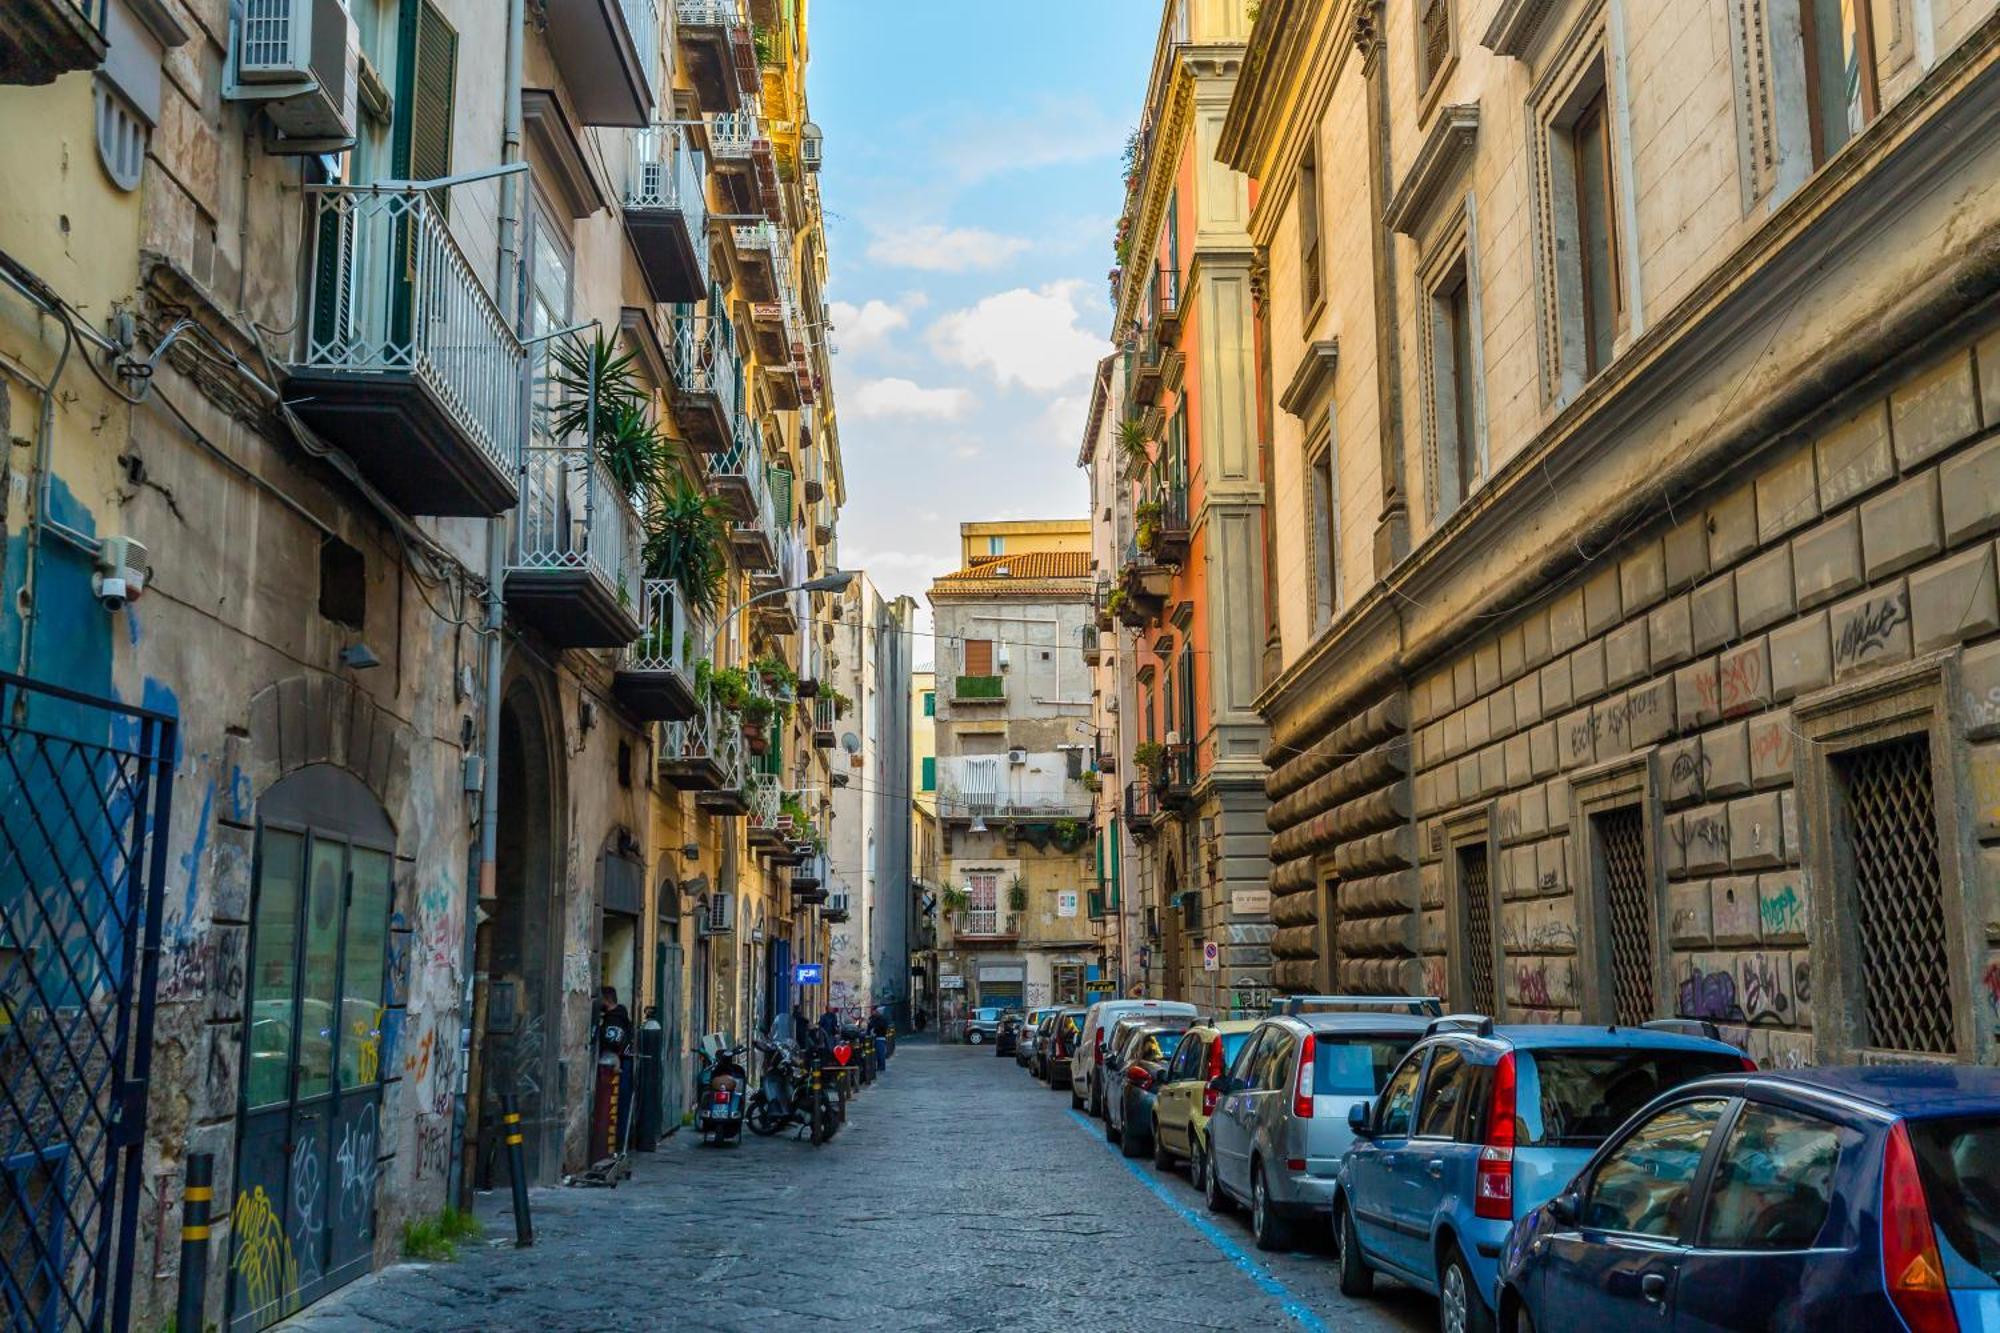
[1104,0,1275,1013]
[928,524,1099,1017]
[1223,0,2000,1068]
[0,0,845,1324]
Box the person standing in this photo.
[593,986,635,1159]
[867,1006,889,1071]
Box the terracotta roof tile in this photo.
[937,551,1092,582]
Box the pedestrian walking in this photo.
[868,1006,889,1070]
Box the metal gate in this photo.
[0,671,176,1332]
[1456,846,1495,1016]
[1597,808,1656,1026]
[1839,735,1953,1056]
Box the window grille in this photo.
[1457,844,1495,1014]
[1597,807,1655,1025]
[1838,735,1954,1055]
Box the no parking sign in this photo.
[1202,941,1219,972]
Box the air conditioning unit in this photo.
[800,122,824,173]
[225,0,358,151]
[699,892,734,935]
[1008,747,1027,766]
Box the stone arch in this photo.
[243,676,417,830]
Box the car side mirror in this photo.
[1347,1102,1374,1138]
[1548,1192,1580,1226]
[1207,1074,1232,1096]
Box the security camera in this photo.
[93,536,148,613]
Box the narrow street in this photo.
[282,1040,1432,1332]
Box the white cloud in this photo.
[930,96,1128,185]
[849,377,975,420]
[1036,393,1091,451]
[929,281,1111,393]
[865,224,1031,273]
[829,298,918,354]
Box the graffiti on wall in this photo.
[231,1185,298,1318]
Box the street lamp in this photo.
[704,570,855,661]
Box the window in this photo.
[1376,1051,1425,1137]
[966,872,998,935]
[1455,843,1496,1015]
[1833,734,1954,1055]
[1316,1036,1419,1097]
[963,638,995,677]
[923,691,935,717]
[1297,145,1322,318]
[1169,1035,1204,1083]
[1429,260,1480,515]
[1800,0,1878,164]
[1570,85,1622,377]
[1307,437,1338,633]
[988,536,1005,556]
[1701,1104,1846,1249]
[1417,0,1454,96]
[920,756,935,792]
[1593,806,1656,1025]
[1257,1031,1297,1091]
[1414,1047,1470,1138]
[1520,1049,1748,1147]
[1907,1116,2000,1287]
[1583,1098,1729,1237]
[318,536,366,628]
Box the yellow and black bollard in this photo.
[500,1094,534,1247]
[175,1153,213,1333]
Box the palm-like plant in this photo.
[644,479,726,614]
[1117,419,1150,474]
[551,332,672,497]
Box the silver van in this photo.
[1203,1012,1427,1251]
[1070,998,1199,1116]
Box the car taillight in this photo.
[1739,1055,1759,1072]
[1126,1065,1152,1091]
[1203,1037,1224,1115]
[1474,1052,1517,1221]
[1293,1033,1317,1119]
[1882,1121,1958,1333]
[1095,1029,1105,1066]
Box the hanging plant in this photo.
[1007,875,1029,913]
[707,664,752,713]
[940,884,970,913]
[1133,741,1167,779]
[643,479,727,614]
[751,652,798,693]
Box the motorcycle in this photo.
[747,1035,809,1137]
[693,1033,748,1146]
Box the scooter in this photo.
[747,1035,808,1137]
[694,1033,748,1146]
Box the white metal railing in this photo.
[731,219,780,255]
[664,694,746,783]
[675,0,743,27]
[513,444,643,614]
[619,0,660,83]
[301,185,524,480]
[707,111,759,159]
[627,578,695,677]
[713,413,764,488]
[629,124,707,230]
[668,314,743,420]
[747,771,782,831]
[733,465,778,551]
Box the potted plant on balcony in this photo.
[643,479,726,615]
[827,687,853,719]
[740,693,776,753]
[1135,499,1162,557]
[1007,875,1028,913]
[553,332,671,496]
[1133,741,1168,785]
[751,653,797,695]
[1118,419,1149,476]
[703,663,751,714]
[1053,818,1088,853]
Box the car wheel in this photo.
[1153,1125,1174,1170]
[1250,1164,1292,1252]
[1104,1108,1121,1144]
[967,1031,983,1045]
[1335,1200,1374,1298]
[1439,1247,1494,1333]
[1203,1145,1232,1214]
[1190,1137,1209,1193]
[1120,1113,1146,1159]
[1070,1083,1084,1111]
[1510,1300,1535,1333]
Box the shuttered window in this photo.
[409,2,456,194]
[963,638,994,676]
[768,466,793,520]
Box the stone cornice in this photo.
[1383,102,1480,236]
[1279,340,1341,419]
[1482,0,1565,58]
[1256,12,2000,742]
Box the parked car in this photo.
[1017,1007,1058,1068]
[1204,1011,1430,1251]
[1334,1017,1753,1333]
[1151,1019,1260,1183]
[1041,1008,1086,1088]
[1071,998,1199,1116]
[995,1011,1025,1057]
[964,1007,1007,1045]
[1106,1023,1196,1156]
[1266,994,1443,1020]
[1497,1064,2000,1333]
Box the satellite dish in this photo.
[841,731,861,754]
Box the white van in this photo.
[1070,998,1199,1117]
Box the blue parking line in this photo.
[1068,1110,1329,1333]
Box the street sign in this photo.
[939,974,965,990]
[794,963,824,985]
[1202,941,1219,972]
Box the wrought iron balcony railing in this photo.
[626,124,708,301]
[615,578,702,719]
[707,110,758,160]
[666,313,743,451]
[508,440,644,646]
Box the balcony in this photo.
[660,701,751,811]
[951,912,1017,943]
[666,314,742,453]
[1,0,106,84]
[820,890,847,923]
[1140,481,1190,567]
[614,579,700,720]
[812,696,837,748]
[706,111,779,217]
[1131,329,1165,402]
[1153,263,1182,346]
[1126,781,1160,841]
[746,772,785,849]
[545,0,656,126]
[729,477,779,573]
[953,675,1004,704]
[507,443,644,647]
[791,853,826,892]
[729,221,782,302]
[1153,742,1197,811]
[290,186,523,517]
[1080,623,1102,666]
[708,415,761,517]
[673,0,752,112]
[626,125,708,304]
[937,755,1093,827]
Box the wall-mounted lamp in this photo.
[338,643,381,670]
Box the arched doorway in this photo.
[488,677,562,1183]
[232,765,394,1329]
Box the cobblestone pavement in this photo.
[282,1038,1435,1332]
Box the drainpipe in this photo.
[458,0,525,1211]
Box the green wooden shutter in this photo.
[410,3,457,194]
[768,466,793,520]
[921,756,935,792]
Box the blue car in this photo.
[1332,1016,1752,1333]
[1498,1064,2000,1333]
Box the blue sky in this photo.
[809,2,1158,649]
